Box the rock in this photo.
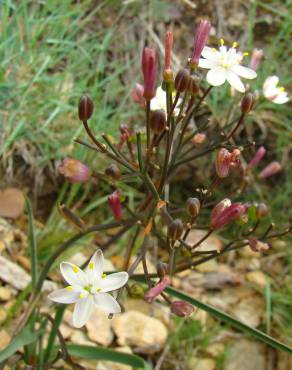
[70,330,94,346]
[97,346,133,370]
[206,342,225,357]
[0,218,27,253]
[188,357,216,370]
[0,330,11,350]
[246,271,268,288]
[224,339,266,370]
[85,308,114,346]
[186,230,223,253]
[0,308,7,325]
[0,286,12,301]
[277,350,292,370]
[0,188,25,219]
[59,324,73,339]
[112,310,168,353]
[231,295,263,328]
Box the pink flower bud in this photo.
[108,190,123,220]
[258,161,281,179]
[249,49,264,71]
[190,20,211,67]
[142,47,158,100]
[248,237,270,252]
[249,146,266,168]
[58,158,91,183]
[211,201,246,229]
[215,148,231,178]
[171,300,195,317]
[144,276,171,303]
[163,31,173,81]
[130,83,146,108]
[117,124,131,150]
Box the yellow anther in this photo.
[79,293,85,299]
[89,262,94,270]
[96,288,101,292]
[102,273,107,279]
[66,286,73,291]
[279,87,285,92]
[233,42,238,48]
[243,52,249,57]
[211,48,217,52]
[72,265,78,273]
[220,38,224,46]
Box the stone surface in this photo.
[112,310,168,353]
[0,286,12,301]
[70,330,94,346]
[231,295,263,328]
[85,308,114,346]
[246,271,268,288]
[0,188,25,219]
[188,357,216,370]
[59,324,73,339]
[0,330,11,350]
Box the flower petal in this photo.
[48,288,81,304]
[99,272,129,292]
[201,46,221,62]
[263,75,279,91]
[86,249,104,283]
[72,295,94,328]
[198,58,215,69]
[272,93,289,104]
[93,292,121,314]
[206,67,227,86]
[60,262,88,287]
[231,65,257,79]
[227,71,245,92]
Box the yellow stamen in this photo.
[211,48,217,52]
[72,265,78,273]
[279,87,285,92]
[233,41,238,48]
[243,52,249,57]
[220,38,224,46]
[102,273,107,279]
[89,262,94,270]
[96,288,101,292]
[66,286,73,291]
[79,293,85,299]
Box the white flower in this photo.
[263,76,289,104]
[48,250,128,328]
[150,86,181,115]
[198,41,257,93]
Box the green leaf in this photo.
[67,344,152,369]
[25,196,38,289]
[165,286,292,355]
[0,327,40,362]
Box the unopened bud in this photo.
[150,109,167,134]
[192,133,206,144]
[129,283,146,298]
[188,76,200,95]
[108,190,123,220]
[215,148,231,178]
[105,164,121,180]
[142,47,158,100]
[157,262,168,279]
[174,69,190,93]
[211,200,246,229]
[171,300,195,317]
[144,276,170,303]
[241,93,254,113]
[256,203,269,218]
[186,198,200,218]
[249,49,264,71]
[168,218,184,240]
[58,204,85,230]
[249,146,266,168]
[258,161,281,179]
[248,237,270,252]
[190,19,211,67]
[58,158,91,183]
[78,94,94,121]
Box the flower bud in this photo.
[186,197,200,218]
[190,19,211,67]
[129,283,146,298]
[117,124,132,150]
[58,204,85,230]
[256,203,269,219]
[171,300,195,317]
[211,198,232,221]
[248,237,270,252]
[78,94,94,121]
[163,31,173,82]
[174,69,190,93]
[249,49,264,71]
[241,93,254,113]
[192,133,206,145]
[168,218,184,240]
[157,262,168,279]
[211,200,246,229]
[258,161,281,179]
[130,83,145,108]
[188,76,200,95]
[108,190,123,220]
[249,146,266,168]
[58,158,91,183]
[215,148,231,178]
[150,109,167,134]
[142,47,158,100]
[144,276,171,303]
[105,164,121,180]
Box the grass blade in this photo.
[25,196,38,289]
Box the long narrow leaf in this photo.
[165,286,292,355]
[67,344,152,370]
[25,196,38,288]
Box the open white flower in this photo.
[48,250,128,328]
[263,76,289,104]
[198,41,257,93]
[151,86,181,115]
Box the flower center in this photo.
[84,284,93,293]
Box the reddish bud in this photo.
[171,301,195,317]
[142,47,158,100]
[105,164,121,180]
[188,76,200,95]
[190,20,211,67]
[174,69,190,93]
[168,218,184,240]
[211,200,246,229]
[108,190,123,220]
[164,31,173,81]
[58,158,91,183]
[249,49,264,71]
[258,161,281,179]
[130,83,146,108]
[215,148,231,178]
[192,133,206,145]
[58,204,85,230]
[150,109,167,134]
[144,276,171,303]
[186,198,200,218]
[157,262,168,279]
[241,93,254,113]
[256,203,269,219]
[249,146,266,168]
[117,124,131,150]
[78,94,94,121]
[248,237,270,252]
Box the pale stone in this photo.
[85,308,114,346]
[0,286,12,301]
[70,330,94,346]
[186,230,223,253]
[188,357,216,370]
[59,324,73,339]
[246,271,268,288]
[112,310,168,353]
[224,339,266,370]
[97,346,133,370]
[231,295,263,328]
[0,308,7,325]
[0,330,11,350]
[206,342,225,357]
